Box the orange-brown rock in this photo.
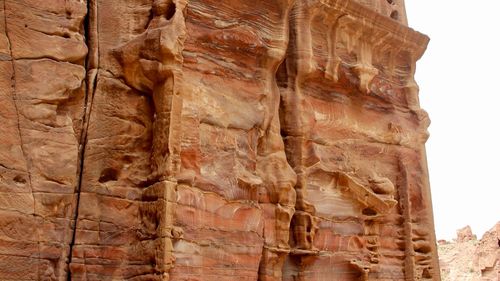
[0,0,439,280]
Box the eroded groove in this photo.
[66,0,99,279]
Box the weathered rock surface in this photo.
[0,0,87,280]
[457,226,477,243]
[474,223,500,280]
[439,223,500,281]
[0,0,439,280]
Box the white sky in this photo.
[405,1,500,240]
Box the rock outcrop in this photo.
[0,0,439,280]
[457,226,477,243]
[439,223,500,281]
[474,223,500,280]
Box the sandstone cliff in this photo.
[0,0,438,280]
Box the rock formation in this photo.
[474,223,500,280]
[439,223,500,281]
[0,0,439,280]
[457,226,477,243]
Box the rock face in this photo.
[439,223,500,281]
[0,0,439,280]
[474,223,500,280]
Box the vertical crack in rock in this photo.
[2,3,38,277]
[2,2,40,280]
[67,0,98,279]
[2,1,88,279]
[3,4,40,276]
[3,0,34,208]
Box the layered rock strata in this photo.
[0,0,438,280]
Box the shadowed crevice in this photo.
[66,0,99,279]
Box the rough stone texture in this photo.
[0,0,439,280]
[474,223,500,281]
[0,0,87,280]
[457,226,477,243]
[439,223,499,281]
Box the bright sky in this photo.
[405,1,500,240]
